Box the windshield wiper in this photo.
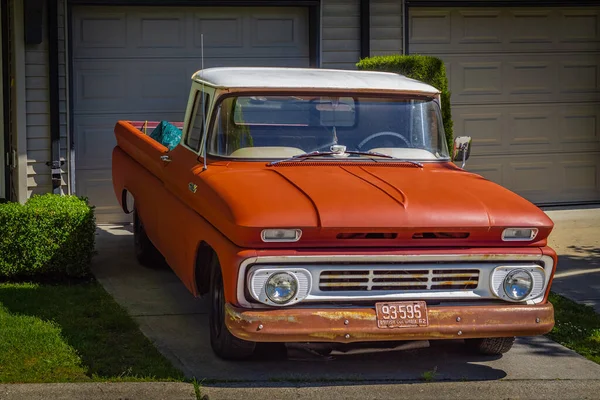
[268,149,423,167]
[268,151,335,166]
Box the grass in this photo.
[420,366,437,382]
[0,281,185,383]
[547,292,600,364]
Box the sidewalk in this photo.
[0,382,197,400]
[544,207,600,313]
[2,380,600,400]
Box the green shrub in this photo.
[356,54,454,152]
[0,195,96,279]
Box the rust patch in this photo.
[225,304,298,324]
[312,311,376,321]
[226,305,243,323]
[309,332,342,340]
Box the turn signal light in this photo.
[261,229,302,242]
[502,228,538,241]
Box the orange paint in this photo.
[112,116,556,340]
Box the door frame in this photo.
[1,0,8,200]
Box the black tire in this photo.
[209,256,256,360]
[465,336,515,355]
[133,209,165,268]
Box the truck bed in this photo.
[113,120,183,180]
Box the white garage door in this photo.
[72,6,310,223]
[409,6,600,205]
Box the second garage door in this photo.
[72,6,310,223]
[409,6,600,205]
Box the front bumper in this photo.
[225,302,554,343]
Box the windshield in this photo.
[207,94,449,161]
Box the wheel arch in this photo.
[194,241,219,296]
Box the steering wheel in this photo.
[357,131,410,150]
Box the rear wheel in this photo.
[209,256,256,360]
[465,337,515,355]
[133,209,164,268]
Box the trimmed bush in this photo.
[0,195,96,279]
[356,54,454,152]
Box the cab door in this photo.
[155,87,214,281]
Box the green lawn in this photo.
[0,281,184,383]
[548,292,600,364]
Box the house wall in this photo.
[24,0,68,197]
[321,0,361,69]
[370,0,404,56]
[0,5,4,199]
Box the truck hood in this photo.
[202,163,554,247]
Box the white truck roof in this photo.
[191,67,441,96]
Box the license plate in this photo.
[375,301,429,329]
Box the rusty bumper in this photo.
[225,302,554,343]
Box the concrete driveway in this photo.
[545,207,600,313]
[92,211,600,397]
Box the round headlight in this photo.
[265,272,298,304]
[503,269,533,300]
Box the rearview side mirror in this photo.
[452,136,472,168]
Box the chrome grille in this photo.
[319,269,479,292]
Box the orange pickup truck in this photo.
[112,67,556,360]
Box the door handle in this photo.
[160,155,171,162]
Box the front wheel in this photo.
[209,256,256,360]
[464,337,515,355]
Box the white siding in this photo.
[321,0,360,69]
[24,0,68,197]
[370,0,403,56]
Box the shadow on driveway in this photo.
[91,225,600,386]
[552,246,600,313]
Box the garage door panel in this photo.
[74,60,190,114]
[560,60,600,95]
[509,10,554,45]
[561,9,600,44]
[412,5,600,204]
[76,168,124,220]
[73,5,310,223]
[563,159,599,193]
[249,12,309,53]
[467,153,600,203]
[508,61,554,96]
[135,12,187,49]
[74,113,185,172]
[73,11,128,53]
[444,53,600,105]
[409,10,451,45]
[73,61,128,112]
[73,7,309,60]
[453,103,600,156]
[507,110,555,152]
[411,8,600,54]
[456,110,503,150]
[560,104,600,147]
[196,14,244,49]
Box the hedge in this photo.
[0,194,96,279]
[356,54,454,152]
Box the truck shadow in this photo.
[551,246,600,313]
[90,225,598,386]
